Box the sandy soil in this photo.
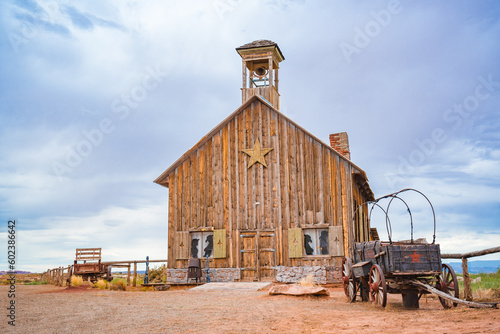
[2,284,499,333]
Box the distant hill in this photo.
[444,260,500,274]
[0,271,31,275]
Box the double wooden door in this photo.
[240,230,276,281]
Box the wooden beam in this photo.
[441,246,500,259]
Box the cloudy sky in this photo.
[1,0,499,272]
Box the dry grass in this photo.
[70,275,83,286]
[110,280,126,291]
[473,287,500,302]
[95,279,108,290]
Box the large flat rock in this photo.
[268,284,330,296]
[190,282,272,291]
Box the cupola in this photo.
[236,40,284,110]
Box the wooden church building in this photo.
[154,40,374,283]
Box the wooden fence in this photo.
[41,259,168,287]
[442,246,500,301]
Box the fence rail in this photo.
[41,259,168,287]
[442,246,500,301]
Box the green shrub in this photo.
[148,266,166,283]
[25,280,48,285]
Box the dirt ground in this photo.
[2,284,499,333]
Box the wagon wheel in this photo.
[342,257,356,302]
[369,264,387,307]
[437,263,459,308]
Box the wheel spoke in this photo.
[342,258,356,302]
[369,264,387,307]
[439,264,459,309]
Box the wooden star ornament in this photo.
[242,139,273,168]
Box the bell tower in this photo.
[236,40,285,110]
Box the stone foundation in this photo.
[166,266,342,284]
[275,266,342,284]
[166,268,241,283]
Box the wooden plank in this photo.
[261,106,271,230]
[222,125,229,232]
[288,124,298,227]
[182,160,189,232]
[335,155,342,228]
[176,167,182,232]
[240,231,257,281]
[306,137,314,217]
[297,130,306,226]
[168,173,176,267]
[195,150,201,229]
[288,227,303,258]
[251,101,259,230]
[279,115,290,230]
[198,145,206,229]
[340,161,349,257]
[329,226,344,256]
[213,131,222,229]
[206,138,214,226]
[244,106,252,230]
[324,148,332,225]
[189,153,196,230]
[229,119,237,267]
[236,110,244,231]
[312,139,319,220]
[318,145,326,224]
[214,229,227,259]
[277,226,282,266]
[272,111,281,234]
[259,230,276,280]
[330,153,337,226]
[346,164,354,252]
[174,231,189,260]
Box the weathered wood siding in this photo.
[165,99,371,269]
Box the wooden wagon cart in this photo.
[343,189,497,309]
[68,248,113,284]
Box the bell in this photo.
[254,66,267,77]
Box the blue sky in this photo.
[1,0,499,272]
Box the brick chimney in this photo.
[329,132,350,160]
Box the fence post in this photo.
[127,264,131,286]
[133,262,137,287]
[462,257,473,301]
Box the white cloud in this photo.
[10,203,167,272]
[1,0,499,272]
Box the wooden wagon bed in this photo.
[69,248,113,283]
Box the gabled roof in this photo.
[154,95,373,200]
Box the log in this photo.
[410,280,497,308]
[441,246,500,259]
